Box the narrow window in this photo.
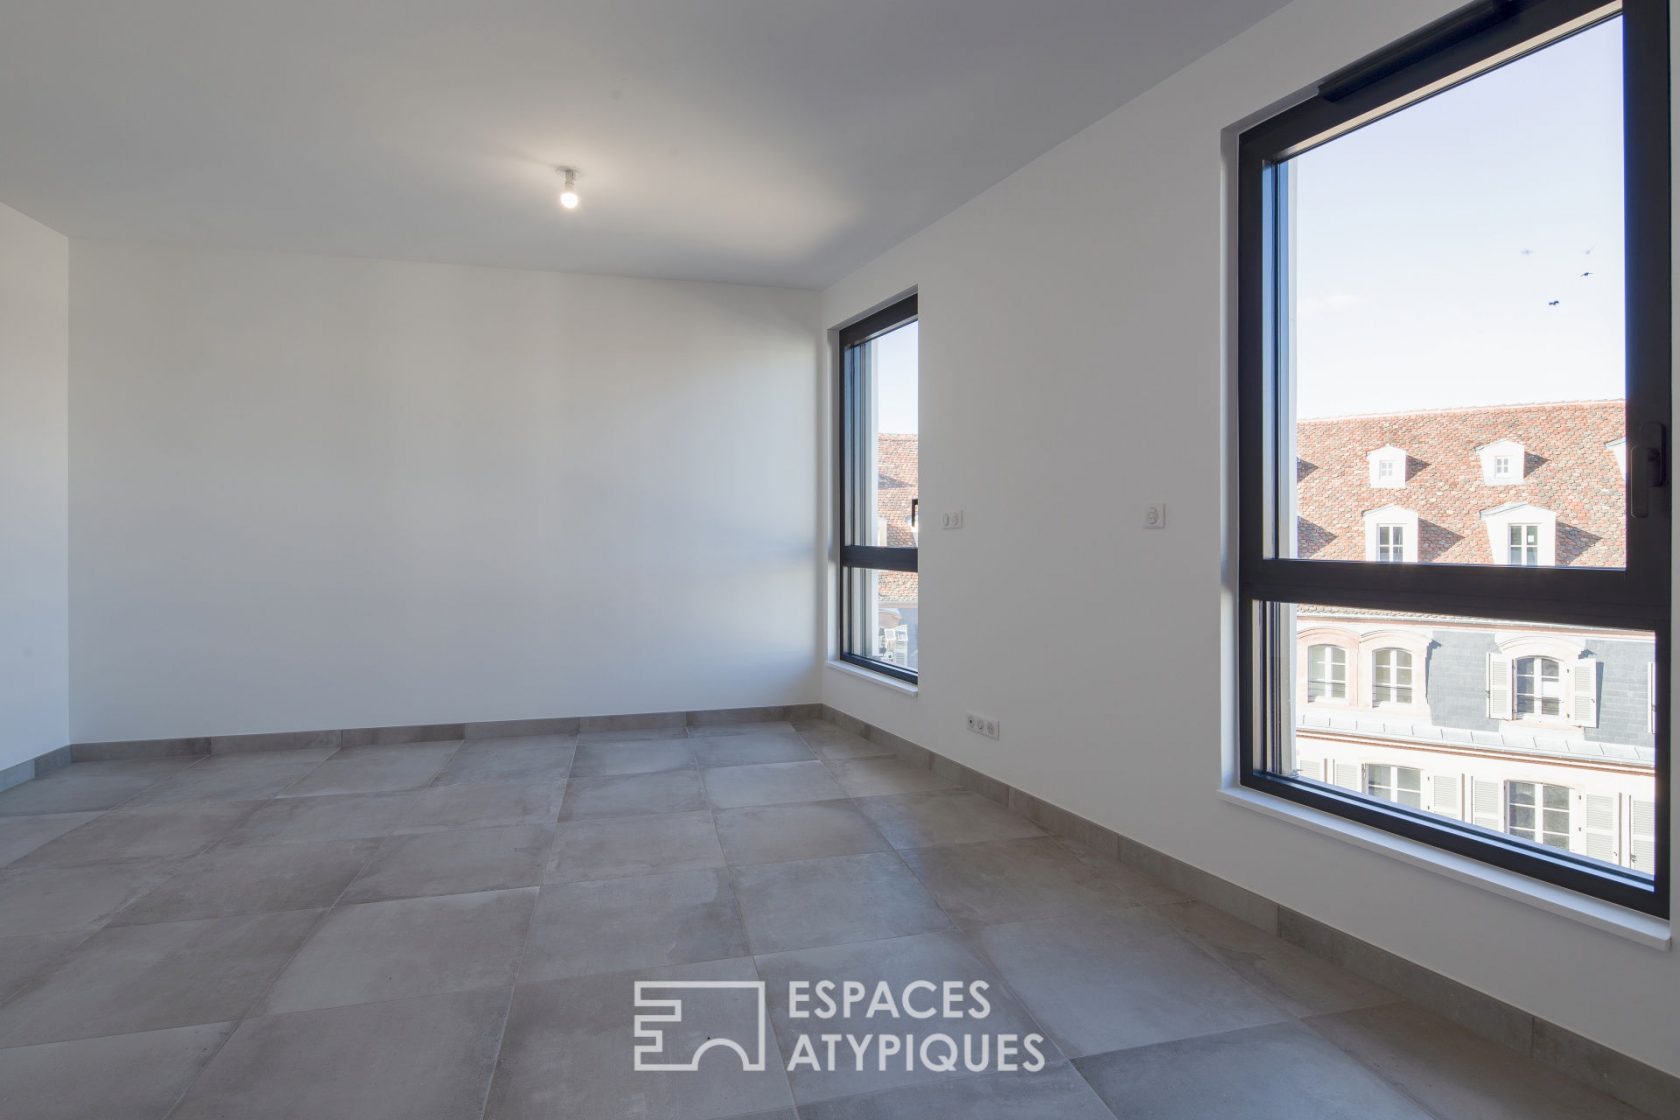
[1507,781,1573,849]
[837,296,918,681]
[1371,648,1414,706]
[1508,523,1541,566]
[1238,0,1669,915]
[1306,644,1347,701]
[1376,524,1405,563]
[1366,764,1424,809]
[1514,656,1562,718]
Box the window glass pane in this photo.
[1273,602,1655,876]
[844,568,918,672]
[849,321,919,549]
[1284,19,1626,570]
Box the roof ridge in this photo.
[1298,398,1621,423]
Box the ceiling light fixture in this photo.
[556,167,580,210]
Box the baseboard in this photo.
[44,703,824,764]
[818,704,1680,1120]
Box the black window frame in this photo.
[836,293,919,684]
[1237,0,1670,916]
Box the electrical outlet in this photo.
[942,510,965,530]
[966,712,1001,740]
[1144,503,1167,529]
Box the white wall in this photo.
[0,202,69,773]
[70,243,820,740]
[820,0,1680,1078]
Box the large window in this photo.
[1306,644,1347,702]
[1507,781,1573,849]
[1238,1,1669,915]
[837,295,919,682]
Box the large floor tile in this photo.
[169,987,510,1120]
[714,801,890,866]
[703,762,845,809]
[798,1063,1114,1120]
[431,734,576,787]
[262,887,536,1013]
[1075,1020,1432,1120]
[9,800,259,868]
[901,836,1175,926]
[0,909,320,1046]
[0,930,90,1002]
[731,851,949,954]
[571,739,697,777]
[522,868,747,981]
[342,823,553,902]
[687,720,799,738]
[280,743,459,797]
[0,759,198,816]
[0,812,100,867]
[0,1022,236,1120]
[825,758,955,798]
[558,770,708,820]
[576,725,690,744]
[226,790,417,844]
[485,958,794,1120]
[854,790,1043,850]
[546,810,725,883]
[394,780,562,833]
[0,861,179,936]
[691,731,815,768]
[1309,1002,1652,1120]
[971,909,1288,1057]
[123,749,338,806]
[1153,901,1397,1018]
[756,930,1062,1105]
[798,726,893,761]
[111,837,378,924]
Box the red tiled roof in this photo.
[877,433,918,603]
[1295,400,1624,566]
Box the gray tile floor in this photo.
[0,720,1656,1120]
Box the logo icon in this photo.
[632,980,768,1072]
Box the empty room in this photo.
[1,1,1677,1117]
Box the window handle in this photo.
[1629,421,1667,520]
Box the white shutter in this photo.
[1628,798,1657,872]
[1470,778,1503,831]
[1486,653,1512,720]
[1294,755,1324,782]
[1429,774,1462,819]
[1579,793,1618,863]
[1333,761,1361,792]
[1570,657,1599,728]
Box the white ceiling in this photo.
[0,0,1288,288]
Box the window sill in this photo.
[1218,785,1670,950]
[826,659,919,696]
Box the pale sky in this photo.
[1292,17,1624,420]
[872,320,919,434]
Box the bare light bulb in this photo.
[557,168,580,210]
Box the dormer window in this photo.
[1481,502,1556,566]
[1607,436,1628,479]
[1477,438,1525,484]
[1362,504,1418,563]
[1366,445,1406,489]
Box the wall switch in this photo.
[966,712,1001,739]
[942,510,965,530]
[1144,503,1167,529]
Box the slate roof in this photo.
[1294,400,1625,566]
